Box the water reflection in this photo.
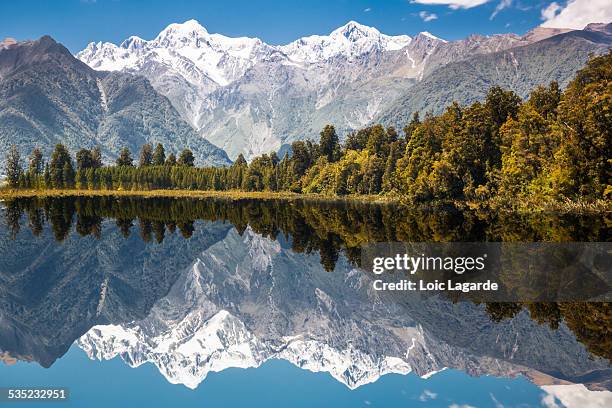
[0,196,610,404]
[3,196,609,271]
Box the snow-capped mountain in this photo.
[279,21,412,63]
[77,20,609,160]
[77,228,609,390]
[77,20,446,159]
[79,19,279,87]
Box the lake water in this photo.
[0,196,610,407]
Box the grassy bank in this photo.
[0,188,610,213]
[0,188,399,205]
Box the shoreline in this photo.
[0,188,609,213]
[0,188,397,205]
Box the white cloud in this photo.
[541,393,562,408]
[490,0,512,19]
[449,404,476,408]
[541,0,612,29]
[541,384,612,408]
[541,2,562,21]
[364,7,372,12]
[490,393,505,408]
[411,0,490,9]
[418,389,438,401]
[419,11,439,21]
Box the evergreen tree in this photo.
[43,163,51,187]
[50,144,72,188]
[165,153,177,166]
[234,154,247,167]
[28,147,43,176]
[139,143,153,167]
[91,146,103,168]
[76,148,94,171]
[528,81,561,119]
[403,112,421,142]
[344,129,369,151]
[5,144,22,188]
[319,124,340,162]
[382,142,398,192]
[290,141,313,179]
[152,143,166,166]
[62,161,75,188]
[485,86,521,131]
[116,147,134,167]
[178,149,195,167]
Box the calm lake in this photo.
[0,196,610,407]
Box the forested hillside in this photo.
[5,52,610,207]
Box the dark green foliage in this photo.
[62,162,75,188]
[76,148,94,171]
[91,146,103,169]
[28,148,44,176]
[319,125,340,163]
[178,149,195,167]
[116,147,133,167]
[5,145,22,188]
[139,143,153,167]
[152,143,166,166]
[49,144,72,188]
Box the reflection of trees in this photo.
[484,302,610,361]
[5,200,22,239]
[116,218,133,238]
[3,197,609,274]
[139,219,152,243]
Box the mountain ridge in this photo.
[76,19,609,160]
[0,35,231,168]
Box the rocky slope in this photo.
[378,28,612,127]
[0,36,231,168]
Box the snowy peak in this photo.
[77,19,273,87]
[330,20,382,41]
[416,31,447,43]
[119,36,146,50]
[155,19,209,44]
[280,20,412,63]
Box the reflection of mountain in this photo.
[0,216,231,367]
[77,228,610,390]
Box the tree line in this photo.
[4,52,610,204]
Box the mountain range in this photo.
[77,20,612,160]
[0,35,231,169]
[0,20,610,166]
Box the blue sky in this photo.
[0,0,610,52]
[3,346,555,408]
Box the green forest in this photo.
[4,52,610,207]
